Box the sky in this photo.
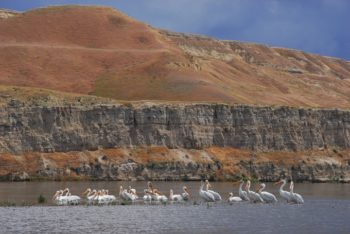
[1,0,349,60]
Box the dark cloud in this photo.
[1,0,349,60]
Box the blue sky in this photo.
[1,0,349,60]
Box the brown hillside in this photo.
[0,6,350,108]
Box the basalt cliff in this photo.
[0,91,349,182]
[0,6,349,182]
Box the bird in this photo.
[199,181,216,202]
[205,180,222,201]
[289,181,304,204]
[62,188,81,205]
[128,186,138,199]
[274,179,292,203]
[82,188,97,204]
[144,182,167,203]
[52,190,68,205]
[152,189,168,203]
[181,186,190,201]
[93,190,109,205]
[147,182,154,193]
[102,189,117,203]
[143,189,153,202]
[257,183,277,203]
[119,186,137,202]
[52,188,80,205]
[238,180,250,201]
[245,180,264,203]
[170,189,183,202]
[228,192,242,203]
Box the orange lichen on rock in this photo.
[0,146,349,181]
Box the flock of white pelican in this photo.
[52,179,304,206]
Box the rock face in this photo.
[0,6,349,182]
[1,102,350,154]
[1,147,349,182]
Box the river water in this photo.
[0,181,349,234]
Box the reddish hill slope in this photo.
[1,6,350,108]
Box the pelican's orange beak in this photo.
[82,189,89,195]
[52,191,60,200]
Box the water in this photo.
[0,182,349,234]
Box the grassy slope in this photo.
[0,6,350,108]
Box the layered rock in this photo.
[1,147,349,182]
[1,101,350,154]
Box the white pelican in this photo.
[152,189,168,203]
[181,186,190,201]
[128,186,137,197]
[93,190,109,205]
[147,182,154,192]
[205,180,222,201]
[170,189,183,202]
[82,188,96,204]
[274,179,292,202]
[143,189,152,202]
[119,186,137,202]
[257,183,277,203]
[52,190,68,205]
[103,189,117,203]
[145,182,167,203]
[228,192,242,203]
[199,181,215,202]
[289,181,304,204]
[238,180,250,201]
[245,180,264,203]
[62,188,80,205]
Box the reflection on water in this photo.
[0,182,349,234]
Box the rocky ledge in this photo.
[1,147,349,182]
[0,100,349,182]
[1,101,350,153]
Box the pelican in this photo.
[52,190,68,205]
[152,189,168,203]
[145,182,167,202]
[245,180,264,203]
[205,180,222,201]
[289,181,304,204]
[103,189,117,203]
[128,186,137,197]
[181,186,190,201]
[228,192,242,203]
[257,183,277,203]
[120,186,137,202]
[170,189,183,202]
[143,189,152,202]
[238,180,250,201]
[93,190,109,205]
[274,179,292,202]
[147,182,154,193]
[199,181,215,202]
[63,188,80,205]
[82,188,96,204]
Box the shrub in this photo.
[38,194,46,204]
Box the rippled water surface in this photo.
[0,182,349,234]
